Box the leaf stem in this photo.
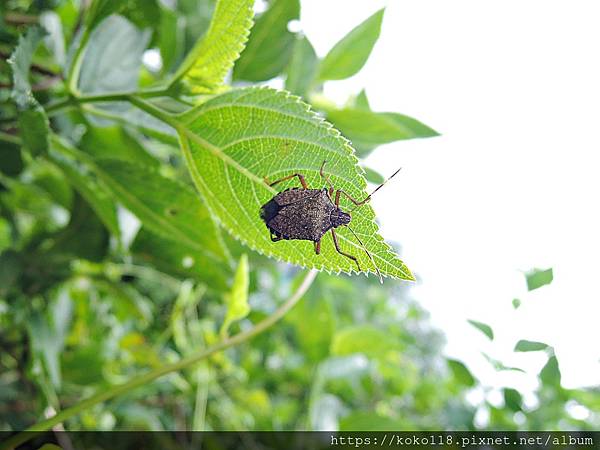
[66,28,92,94]
[1,269,318,450]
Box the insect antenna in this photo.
[351,167,402,212]
[347,226,383,284]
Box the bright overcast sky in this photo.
[301,0,600,392]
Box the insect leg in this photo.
[335,189,370,207]
[330,229,361,271]
[270,232,283,242]
[319,161,334,195]
[314,240,321,255]
[264,173,308,189]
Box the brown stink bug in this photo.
[260,161,400,281]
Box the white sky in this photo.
[301,0,600,391]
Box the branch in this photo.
[1,269,318,450]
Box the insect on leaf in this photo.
[171,0,254,93]
[220,254,250,337]
[175,87,413,280]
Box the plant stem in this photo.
[66,28,91,94]
[0,131,21,146]
[1,269,318,450]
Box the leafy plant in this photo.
[2,0,596,442]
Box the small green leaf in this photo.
[354,89,370,110]
[172,0,254,93]
[482,353,525,373]
[8,26,47,107]
[525,267,553,291]
[157,6,184,74]
[361,166,384,185]
[220,254,250,337]
[512,298,521,309]
[467,319,494,340]
[540,355,562,387]
[447,359,476,387]
[78,15,151,94]
[331,325,401,357]
[8,26,50,156]
[503,388,523,411]
[324,106,439,157]
[317,9,384,81]
[233,0,300,81]
[284,35,318,98]
[514,339,550,352]
[176,87,413,279]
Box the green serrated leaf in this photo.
[514,339,549,352]
[172,0,254,93]
[220,253,250,337]
[324,106,439,157]
[284,35,318,99]
[8,26,47,107]
[331,325,401,357]
[317,9,384,81]
[525,267,553,291]
[175,87,413,280]
[8,26,50,156]
[233,0,300,82]
[467,319,494,340]
[79,15,151,94]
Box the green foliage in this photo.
[1,0,596,438]
[220,254,250,337]
[233,0,300,81]
[172,0,254,93]
[78,15,151,94]
[526,267,553,291]
[467,319,494,340]
[514,339,550,352]
[8,26,49,156]
[317,9,384,81]
[284,35,318,98]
